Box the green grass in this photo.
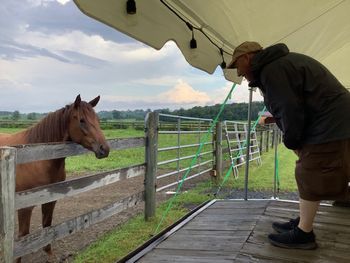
[217,145,298,192]
[73,189,210,263]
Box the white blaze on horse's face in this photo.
[69,95,110,159]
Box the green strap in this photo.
[214,106,267,197]
[153,83,237,235]
[276,148,280,191]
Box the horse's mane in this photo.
[25,105,73,144]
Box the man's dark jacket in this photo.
[250,43,350,150]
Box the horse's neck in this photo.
[25,108,70,144]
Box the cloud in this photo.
[103,80,214,110]
[158,80,211,105]
[27,0,71,7]
[211,80,263,104]
[12,29,178,65]
[0,79,33,91]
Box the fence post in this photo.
[214,122,223,183]
[265,129,269,152]
[0,147,16,263]
[271,127,275,148]
[144,112,158,221]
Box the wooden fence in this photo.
[0,113,278,262]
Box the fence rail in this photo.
[14,190,144,258]
[15,164,146,210]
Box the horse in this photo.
[0,95,110,263]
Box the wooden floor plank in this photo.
[138,249,237,263]
[134,200,350,263]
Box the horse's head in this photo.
[68,95,110,159]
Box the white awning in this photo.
[73,0,350,88]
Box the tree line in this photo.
[0,101,266,122]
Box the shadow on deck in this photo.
[123,199,350,263]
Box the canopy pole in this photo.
[244,87,254,201]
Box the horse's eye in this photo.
[79,119,88,133]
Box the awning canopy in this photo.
[73,0,350,88]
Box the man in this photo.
[227,41,350,249]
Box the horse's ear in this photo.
[74,94,81,108]
[89,96,100,108]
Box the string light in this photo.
[126,0,136,14]
[160,0,231,65]
[186,22,197,49]
[220,48,226,69]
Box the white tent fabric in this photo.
[74,0,350,88]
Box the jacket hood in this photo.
[249,43,289,87]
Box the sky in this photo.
[0,0,263,113]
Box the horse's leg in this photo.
[41,201,57,259]
[17,207,34,263]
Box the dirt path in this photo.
[18,172,211,263]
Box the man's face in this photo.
[235,53,254,83]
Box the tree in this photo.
[112,110,121,120]
[27,112,37,120]
[12,110,20,120]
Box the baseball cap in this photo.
[227,41,263,69]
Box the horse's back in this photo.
[0,132,27,146]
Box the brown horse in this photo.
[0,95,110,262]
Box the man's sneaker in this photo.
[272,217,300,233]
[268,227,317,250]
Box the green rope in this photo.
[153,83,237,235]
[276,147,280,191]
[214,106,267,197]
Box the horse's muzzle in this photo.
[94,143,110,159]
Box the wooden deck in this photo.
[127,199,350,263]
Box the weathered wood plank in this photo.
[14,191,144,258]
[235,253,296,263]
[16,137,145,164]
[15,164,145,209]
[158,239,245,253]
[199,208,266,216]
[157,235,244,251]
[197,208,264,221]
[210,200,270,209]
[0,147,16,263]
[182,219,257,231]
[138,248,237,263]
[174,229,251,238]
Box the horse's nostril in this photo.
[98,144,109,157]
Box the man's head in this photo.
[227,41,262,82]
